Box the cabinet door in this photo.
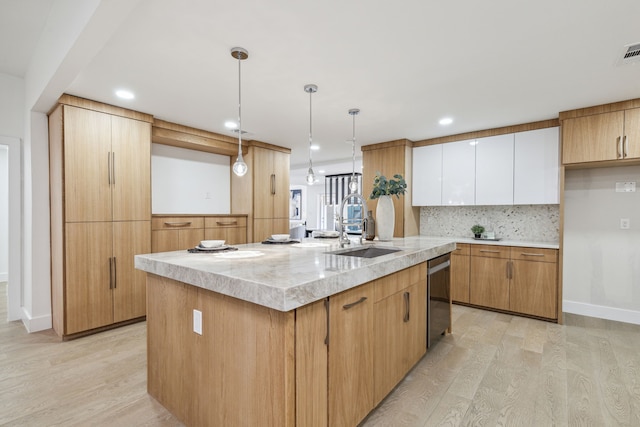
[272,150,291,219]
[329,284,373,427]
[412,144,442,206]
[152,230,179,253]
[475,134,514,205]
[562,111,624,164]
[64,106,112,222]
[514,127,559,204]
[253,147,275,219]
[442,140,475,205]
[470,255,510,310]
[624,108,640,159]
[204,227,247,245]
[113,221,150,323]
[451,245,470,303]
[510,249,558,319]
[111,116,151,221]
[65,222,113,334]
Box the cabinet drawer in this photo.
[453,243,470,256]
[470,245,510,259]
[373,263,425,302]
[511,247,557,263]
[204,216,247,228]
[152,216,204,230]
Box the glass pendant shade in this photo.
[349,176,358,192]
[233,151,248,176]
[306,167,315,185]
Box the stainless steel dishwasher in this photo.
[427,253,451,348]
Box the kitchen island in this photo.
[135,236,455,427]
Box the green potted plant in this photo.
[369,173,407,241]
[471,224,485,239]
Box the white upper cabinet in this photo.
[412,144,442,206]
[475,134,514,205]
[442,140,476,205]
[513,127,559,204]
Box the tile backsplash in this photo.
[420,205,559,242]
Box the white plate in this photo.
[214,250,264,259]
[194,245,229,251]
[291,242,330,248]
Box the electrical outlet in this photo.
[193,309,202,335]
[620,218,631,229]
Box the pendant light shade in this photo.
[348,108,360,193]
[304,84,318,185]
[231,47,248,177]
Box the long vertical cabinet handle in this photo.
[113,257,117,289]
[623,135,628,158]
[403,291,410,322]
[111,152,115,185]
[617,136,623,159]
[506,261,510,280]
[109,257,114,289]
[270,174,276,195]
[324,298,330,346]
[107,153,112,185]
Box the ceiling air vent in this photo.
[617,42,640,66]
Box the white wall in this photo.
[152,144,230,214]
[564,166,640,325]
[0,146,8,281]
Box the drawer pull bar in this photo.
[216,221,238,226]
[343,296,367,310]
[403,292,410,322]
[164,221,192,227]
[521,252,544,257]
[479,249,500,253]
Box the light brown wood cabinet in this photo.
[232,143,290,242]
[469,245,558,320]
[562,107,640,165]
[147,262,431,427]
[49,97,152,338]
[361,139,420,238]
[328,282,374,427]
[451,243,471,303]
[151,215,248,252]
[373,263,427,406]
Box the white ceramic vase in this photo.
[375,195,395,241]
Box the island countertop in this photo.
[135,236,455,312]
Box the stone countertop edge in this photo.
[447,237,559,249]
[135,236,456,312]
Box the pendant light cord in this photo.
[308,88,313,169]
[237,54,242,156]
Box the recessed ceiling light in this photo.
[318,169,326,174]
[115,89,135,100]
[439,117,453,125]
[224,121,238,129]
[310,144,320,150]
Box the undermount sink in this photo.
[329,246,402,258]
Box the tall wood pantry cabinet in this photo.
[232,141,290,242]
[49,96,152,338]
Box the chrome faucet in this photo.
[338,192,368,247]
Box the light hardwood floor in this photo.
[2,281,640,426]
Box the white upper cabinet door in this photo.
[442,140,476,205]
[475,134,514,205]
[514,127,559,204]
[412,144,443,206]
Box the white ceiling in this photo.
[3,0,640,180]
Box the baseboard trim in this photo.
[21,307,53,332]
[563,300,640,326]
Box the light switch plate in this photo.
[621,218,631,229]
[193,309,202,335]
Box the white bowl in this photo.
[270,234,290,241]
[200,240,225,248]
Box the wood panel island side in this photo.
[134,237,455,427]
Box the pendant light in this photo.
[231,47,248,177]
[348,108,360,193]
[304,84,318,185]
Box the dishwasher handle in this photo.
[427,259,450,276]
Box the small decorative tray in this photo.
[188,246,238,253]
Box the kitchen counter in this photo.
[134,236,455,312]
[442,236,558,249]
